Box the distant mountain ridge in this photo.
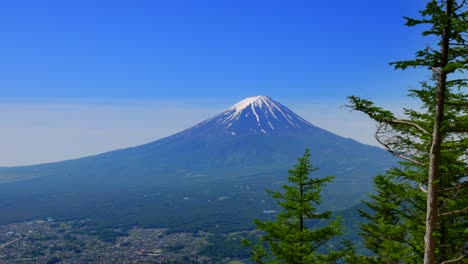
[0,96,395,231]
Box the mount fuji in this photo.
[0,96,395,231]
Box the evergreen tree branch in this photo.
[346,96,430,134]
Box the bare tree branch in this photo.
[420,182,429,193]
[441,254,467,264]
[454,0,466,11]
[441,182,468,192]
[388,119,430,134]
[432,66,443,74]
[375,127,425,166]
[440,207,468,217]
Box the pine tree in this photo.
[347,1,467,263]
[245,149,348,264]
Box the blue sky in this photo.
[1,1,429,165]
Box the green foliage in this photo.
[246,149,350,263]
[347,1,467,263]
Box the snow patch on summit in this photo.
[229,96,263,113]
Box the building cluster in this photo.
[0,219,214,263]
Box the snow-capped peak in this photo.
[221,95,310,128]
[189,96,315,136]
